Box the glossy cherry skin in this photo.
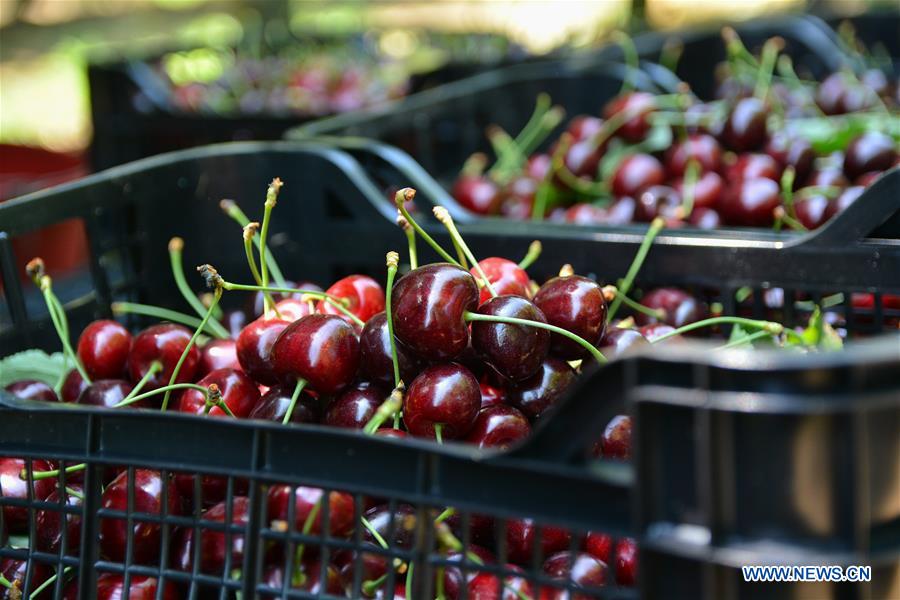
[604,196,637,224]
[472,257,531,305]
[172,496,249,575]
[250,279,321,317]
[404,363,480,439]
[794,194,831,230]
[843,132,898,179]
[198,338,239,377]
[542,551,608,594]
[600,327,649,358]
[362,503,418,550]
[236,317,290,386]
[563,138,603,179]
[317,274,385,324]
[636,288,706,328]
[665,133,721,176]
[615,537,638,585]
[271,297,315,322]
[825,185,864,220]
[35,482,83,555]
[721,177,780,227]
[676,169,725,209]
[127,323,200,390]
[61,369,88,402]
[808,168,849,190]
[99,469,181,564]
[502,518,572,565]
[688,207,722,229]
[724,153,781,182]
[479,382,507,408]
[635,185,681,222]
[454,175,501,215]
[325,381,386,429]
[1,558,51,600]
[175,368,260,418]
[248,384,321,425]
[79,379,142,409]
[599,415,632,460]
[638,323,679,342]
[722,97,767,151]
[89,574,179,600]
[267,485,355,537]
[465,405,531,449]
[468,569,534,600]
[429,546,497,599]
[564,203,606,225]
[0,457,55,533]
[260,560,343,597]
[533,275,607,359]
[567,115,604,141]
[583,531,613,563]
[271,314,360,395]
[358,312,420,387]
[611,153,665,198]
[471,296,550,382]
[816,72,850,115]
[765,133,814,183]
[4,380,58,403]
[77,319,132,380]
[507,358,577,421]
[391,263,479,362]
[603,91,655,143]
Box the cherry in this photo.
[91,574,179,600]
[250,279,321,317]
[471,257,531,305]
[564,203,605,225]
[603,91,655,143]
[599,415,632,460]
[260,560,343,597]
[435,546,497,599]
[720,177,780,227]
[638,323,679,342]
[35,482,83,555]
[267,485,355,537]
[615,537,638,586]
[236,317,290,386]
[635,185,682,222]
[391,263,479,362]
[4,380,58,403]
[175,368,260,418]
[636,288,706,328]
[567,115,604,141]
[665,133,722,176]
[317,274,385,323]
[198,338,239,376]
[500,183,536,220]
[722,97,767,151]
[724,153,781,182]
[77,319,131,380]
[604,196,637,224]
[61,369,88,402]
[271,297,315,322]
[479,382,507,408]
[79,379,142,409]
[174,472,249,511]
[765,133,814,183]
[362,503,417,550]
[358,312,420,387]
[825,185,864,220]
[507,358,576,421]
[404,363,480,439]
[334,541,390,597]
[99,469,181,564]
[471,296,550,381]
[808,168,849,189]
[526,154,552,180]
[453,175,501,215]
[172,496,249,575]
[325,381,386,429]
[465,405,531,449]
[502,518,572,565]
[542,551,608,594]
[611,153,665,198]
[843,132,898,179]
[856,171,886,187]
[446,511,496,549]
[0,457,55,533]
[271,314,360,395]
[600,327,649,358]
[249,384,321,425]
[533,275,606,359]
[583,531,612,563]
[794,194,830,229]
[468,569,534,600]
[816,72,850,115]
[688,206,722,229]
[375,428,408,440]
[0,558,51,600]
[127,324,200,390]
[562,138,603,179]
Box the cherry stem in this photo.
[362,573,389,597]
[243,223,278,316]
[434,423,444,444]
[680,159,701,219]
[463,312,607,365]
[219,199,287,287]
[24,462,86,481]
[436,566,447,600]
[517,240,542,270]
[29,566,71,599]
[517,99,564,157]
[715,329,774,350]
[292,494,321,574]
[406,563,414,600]
[363,385,405,435]
[607,217,665,322]
[434,507,455,523]
[433,207,497,297]
[394,188,460,267]
[532,138,570,220]
[360,516,390,550]
[219,281,364,328]
[282,379,308,425]
[203,385,234,418]
[161,285,222,411]
[258,178,283,312]
[589,94,682,153]
[0,575,10,590]
[115,382,208,409]
[385,253,402,389]
[486,125,526,185]
[660,38,684,74]
[397,214,418,270]
[754,37,782,103]
[611,30,639,94]
[111,302,227,339]
[168,238,230,339]
[650,316,784,344]
[64,487,84,500]
[119,360,162,405]
[602,286,666,320]
[780,166,796,219]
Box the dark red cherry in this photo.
[600,327,649,358]
[391,263,479,362]
[325,381,387,429]
[468,569,533,600]
[611,153,665,198]
[507,358,576,421]
[526,154,552,180]
[856,171,885,187]
[502,518,572,565]
[500,180,536,220]
[603,91,655,143]
[453,176,501,215]
[722,97,767,151]
[35,483,83,555]
[127,324,200,390]
[638,323,679,342]
[583,531,612,563]
[404,363,480,440]
[471,257,531,305]
[637,287,706,328]
[665,133,721,176]
[362,504,418,550]
[260,560,343,597]
[0,457,55,533]
[271,314,360,395]
[93,573,179,600]
[688,206,722,229]
[724,153,781,182]
[77,319,131,380]
[427,546,497,599]
[542,551,608,593]
[765,133,814,183]
[861,69,891,98]
[249,384,321,425]
[567,115,604,141]
[272,297,315,322]
[4,380,58,403]
[358,312,420,387]
[563,139,603,179]
[600,415,632,460]
[99,469,181,564]
[175,368,260,418]
[250,279,321,317]
[174,472,249,511]
[61,369,88,402]
[172,496,248,575]
[615,537,638,585]
[267,485,355,537]
[471,296,550,381]
[816,72,849,115]
[479,382,507,408]
[465,405,531,449]
[317,274,385,324]
[533,275,606,359]
[825,185,864,220]
[236,317,290,386]
[1,558,51,600]
[604,196,637,224]
[564,203,606,225]
[844,132,898,179]
[808,168,849,189]
[198,338,239,376]
[721,177,780,226]
[375,428,408,440]
[79,379,141,409]
[794,194,830,229]
[224,309,248,338]
[636,185,681,222]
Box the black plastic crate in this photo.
[1,143,899,599]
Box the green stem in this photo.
[650,316,784,344]
[517,240,542,270]
[715,329,773,350]
[220,282,364,327]
[362,573,389,597]
[780,166,796,219]
[435,507,455,524]
[754,37,781,103]
[607,217,665,322]
[611,30,639,94]
[680,159,700,220]
[434,423,443,444]
[168,238,230,339]
[406,563,414,600]
[518,106,565,158]
[385,254,401,389]
[436,566,447,600]
[464,312,606,365]
[40,284,90,384]
[660,38,684,74]
[115,383,208,408]
[402,221,418,270]
[244,226,278,314]
[604,287,666,320]
[282,379,308,425]
[118,360,162,405]
[293,495,321,571]
[219,199,287,287]
[433,207,496,297]
[361,516,390,549]
[394,189,460,267]
[0,575,11,590]
[258,178,283,314]
[30,567,71,599]
[111,302,226,338]
[26,463,87,481]
[162,287,222,411]
[363,386,405,434]
[64,487,84,500]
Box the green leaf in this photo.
[0,350,67,389]
[728,323,750,343]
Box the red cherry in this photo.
[562,139,603,179]
[77,319,131,380]
[603,92,655,142]
[0,457,55,533]
[89,574,179,600]
[198,338,239,376]
[479,382,507,408]
[465,405,531,449]
[605,196,637,224]
[583,531,613,563]
[174,472,249,511]
[271,314,360,395]
[324,381,387,429]
[502,518,572,565]
[358,312,420,387]
[611,154,665,198]
[720,177,781,226]
[35,483,83,555]
[794,194,830,229]
[844,132,898,179]
[500,179,536,220]
[637,288,706,328]
[808,168,849,189]
[567,115,604,141]
[600,415,632,459]
[248,384,321,425]
[638,323,679,342]
[79,379,142,409]
[471,257,531,305]
[526,154,552,180]
[825,185,864,220]
[765,133,814,183]
[250,279,321,317]
[600,327,649,358]
[172,498,249,577]
[471,296,550,381]
[615,537,639,585]
[722,97,768,151]
[665,133,722,176]
[564,203,606,225]
[675,171,723,210]
[272,297,315,322]
[260,560,343,597]
[636,185,682,222]
[507,358,577,421]
[267,485,355,537]
[175,368,261,417]
[542,551,608,595]
[317,274,385,324]
[468,569,534,600]
[533,275,607,359]
[236,317,290,386]
[61,369,88,402]
[4,380,58,403]
[453,176,501,215]
[724,153,781,182]
[1,559,51,600]
[126,324,200,391]
[403,363,481,440]
[687,206,722,229]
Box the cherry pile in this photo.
[452,29,899,231]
